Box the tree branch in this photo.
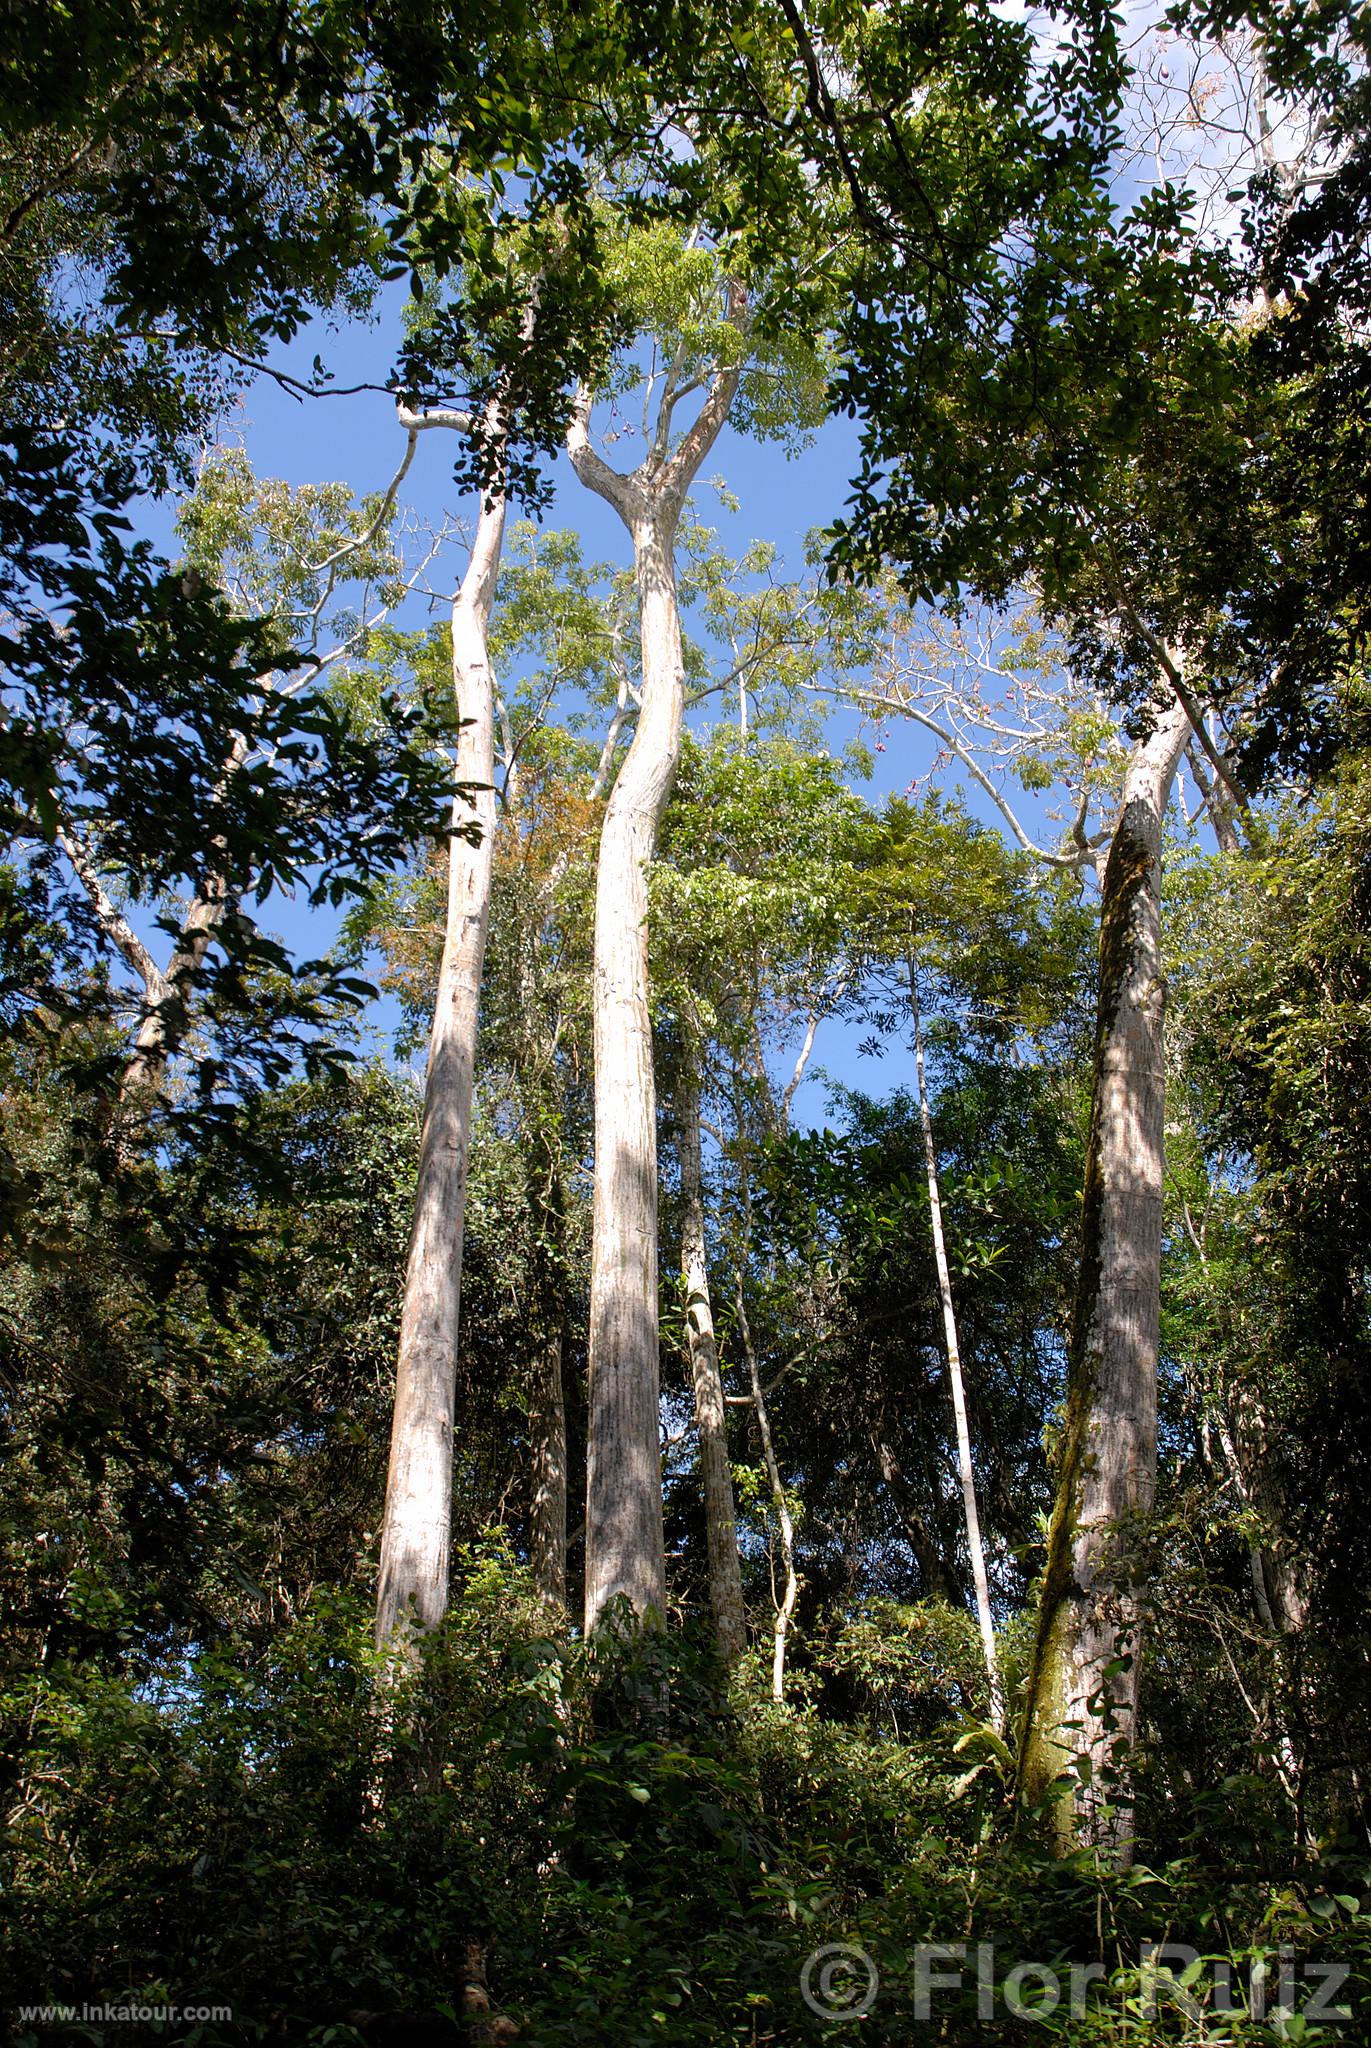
[659,282,748,506]
[799,680,1095,872]
[306,419,422,587]
[780,1005,822,1125]
[566,382,637,517]
[57,828,166,1000]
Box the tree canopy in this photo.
[4,2,1371,2042]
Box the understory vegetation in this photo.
[3,0,1371,2040]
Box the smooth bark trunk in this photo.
[908,960,1004,1733]
[580,506,682,1630]
[678,1070,747,1662]
[375,484,505,1649]
[736,1278,797,1701]
[1018,694,1190,1852]
[568,313,743,1636]
[61,729,250,1122]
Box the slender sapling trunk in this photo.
[678,1066,747,1662]
[907,955,1004,1733]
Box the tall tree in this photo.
[566,241,752,1632]
[375,396,514,1646]
[359,520,647,1618]
[1017,691,1192,1849]
[843,605,1221,1837]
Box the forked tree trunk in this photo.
[1018,693,1191,1851]
[907,958,1004,1733]
[120,845,237,1107]
[678,1068,747,1662]
[375,480,506,1649]
[580,505,682,1628]
[568,313,743,1635]
[59,730,249,1125]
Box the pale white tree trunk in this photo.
[907,957,1005,1733]
[579,505,680,1628]
[375,474,506,1648]
[678,1068,747,1663]
[57,824,169,1020]
[567,295,744,1634]
[120,824,240,1107]
[736,1275,797,1701]
[58,729,248,1119]
[1018,692,1191,1852]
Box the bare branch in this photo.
[309,421,422,578]
[396,402,476,435]
[589,672,636,801]
[780,1005,822,1124]
[798,679,1095,873]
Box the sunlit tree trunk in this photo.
[735,1274,796,1701]
[567,306,743,1634]
[907,956,1004,1732]
[678,1067,747,1662]
[579,503,680,1628]
[1018,693,1190,1852]
[375,475,506,1649]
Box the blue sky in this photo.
[149,284,1083,1128]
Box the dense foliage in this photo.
[3,0,1370,2042]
